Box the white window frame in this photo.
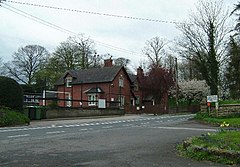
[130,98,135,106]
[66,94,71,107]
[88,94,98,106]
[66,77,72,88]
[118,95,125,107]
[119,76,124,88]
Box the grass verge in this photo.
[178,131,240,165]
[177,112,240,165]
[195,112,240,128]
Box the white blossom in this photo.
[170,80,210,103]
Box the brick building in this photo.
[55,59,142,113]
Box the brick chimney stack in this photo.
[137,66,144,78]
[104,58,113,67]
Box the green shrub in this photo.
[0,108,30,127]
[0,76,23,111]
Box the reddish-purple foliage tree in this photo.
[139,66,175,105]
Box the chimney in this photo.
[104,58,113,67]
[137,67,144,78]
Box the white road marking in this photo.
[0,114,195,133]
[8,134,30,138]
[102,126,113,129]
[46,131,65,134]
[79,128,88,131]
[122,124,133,127]
[151,126,216,132]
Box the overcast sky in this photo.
[0,0,237,69]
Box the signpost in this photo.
[207,95,218,103]
[207,95,219,116]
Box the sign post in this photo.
[207,95,218,116]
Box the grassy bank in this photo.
[195,112,240,127]
[0,108,30,127]
[178,112,240,165]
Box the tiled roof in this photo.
[128,74,137,83]
[55,66,123,85]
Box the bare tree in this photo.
[175,0,231,94]
[69,34,98,69]
[114,57,130,67]
[5,45,48,84]
[142,37,168,68]
[52,34,99,70]
[231,2,240,32]
[0,57,6,75]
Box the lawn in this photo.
[178,112,240,165]
[195,112,240,127]
[191,131,240,152]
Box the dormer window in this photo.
[66,77,72,87]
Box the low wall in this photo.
[45,108,125,119]
[201,104,240,116]
[217,104,240,116]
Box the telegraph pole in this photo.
[175,57,179,113]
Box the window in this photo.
[119,76,124,88]
[118,95,125,107]
[88,94,98,106]
[66,94,71,107]
[136,96,140,105]
[130,98,135,106]
[66,77,72,88]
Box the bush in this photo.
[0,108,30,127]
[0,76,23,111]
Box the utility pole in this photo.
[175,57,179,113]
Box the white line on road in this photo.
[79,128,88,131]
[8,134,30,138]
[46,131,65,134]
[102,126,113,129]
[151,126,216,132]
[122,124,133,127]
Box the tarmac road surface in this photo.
[0,114,228,167]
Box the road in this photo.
[0,114,227,167]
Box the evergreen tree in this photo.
[226,37,240,99]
